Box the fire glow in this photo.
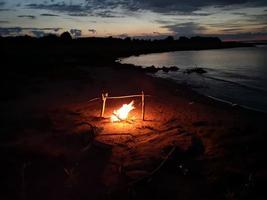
[99,91,146,121]
[111,101,135,122]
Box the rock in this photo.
[144,65,159,73]
[169,66,179,71]
[162,66,169,72]
[160,66,179,73]
[185,67,207,74]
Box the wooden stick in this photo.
[106,94,151,99]
[100,93,108,117]
[130,146,176,186]
[97,133,135,138]
[141,91,145,121]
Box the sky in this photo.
[0,0,267,41]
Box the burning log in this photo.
[111,101,135,122]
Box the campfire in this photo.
[99,91,147,121]
[111,101,135,122]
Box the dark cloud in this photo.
[17,15,36,19]
[94,10,124,18]
[25,0,267,18]
[0,27,63,36]
[162,22,207,36]
[0,8,10,11]
[70,29,82,37]
[133,0,267,13]
[0,20,8,23]
[26,3,85,13]
[0,27,22,36]
[88,29,97,34]
[69,13,88,16]
[232,12,248,16]
[0,1,11,11]
[26,2,126,18]
[40,13,60,16]
[209,31,267,41]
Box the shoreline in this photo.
[114,62,267,115]
[153,75,267,115]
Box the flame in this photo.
[111,101,135,122]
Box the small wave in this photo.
[203,74,267,94]
[206,95,267,113]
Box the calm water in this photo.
[120,46,267,112]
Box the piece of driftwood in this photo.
[130,146,176,185]
[112,112,134,124]
[96,133,135,138]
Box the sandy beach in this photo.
[1,64,266,200]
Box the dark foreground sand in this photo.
[1,65,267,200]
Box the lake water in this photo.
[120,46,267,112]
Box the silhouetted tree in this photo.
[60,32,72,40]
[165,36,174,41]
[41,33,58,41]
[124,37,132,42]
[179,36,190,43]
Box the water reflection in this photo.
[121,46,267,112]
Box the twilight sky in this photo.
[0,0,267,40]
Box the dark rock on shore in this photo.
[185,67,207,74]
[143,65,159,73]
[143,65,180,73]
[161,66,179,72]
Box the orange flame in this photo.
[111,101,135,122]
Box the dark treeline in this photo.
[1,32,253,68]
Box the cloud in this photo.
[17,15,36,19]
[0,20,8,23]
[31,30,46,37]
[0,27,22,36]
[70,29,82,37]
[88,29,96,34]
[162,22,207,36]
[221,28,244,32]
[25,0,267,19]
[0,1,11,11]
[0,8,10,11]
[209,31,267,41]
[69,13,88,16]
[134,0,267,13]
[40,13,60,17]
[117,33,129,38]
[26,2,126,18]
[26,3,86,13]
[0,27,63,37]
[93,10,124,18]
